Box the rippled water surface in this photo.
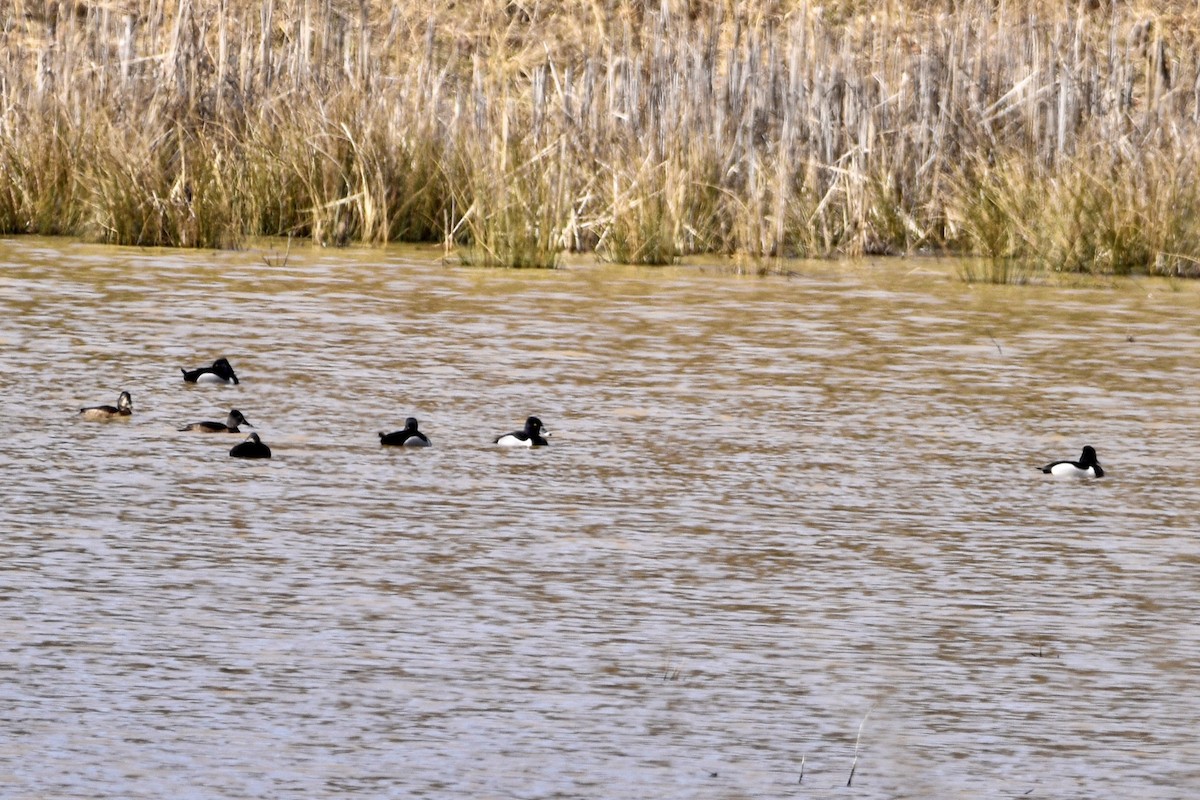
[3,238,1200,798]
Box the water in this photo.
[2,237,1199,799]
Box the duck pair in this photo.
[78,379,252,436]
[78,395,253,433]
[180,408,270,459]
[378,416,550,448]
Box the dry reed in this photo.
[2,1,1200,275]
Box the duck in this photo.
[181,358,240,385]
[1040,445,1104,478]
[495,416,550,447]
[79,391,133,420]
[230,432,271,459]
[179,409,253,433]
[379,417,431,447]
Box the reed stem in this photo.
[0,2,1197,275]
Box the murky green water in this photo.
[2,238,1199,798]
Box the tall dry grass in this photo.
[1,1,1200,274]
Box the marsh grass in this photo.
[0,108,91,236]
[449,135,569,269]
[951,144,1200,281]
[597,157,684,265]
[2,1,1200,274]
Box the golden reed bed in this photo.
[2,1,1198,276]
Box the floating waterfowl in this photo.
[179,409,253,433]
[79,391,132,420]
[1040,445,1104,478]
[495,416,549,447]
[379,417,431,447]
[181,358,240,385]
[229,432,271,459]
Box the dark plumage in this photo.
[1040,445,1104,478]
[494,416,549,447]
[230,432,271,459]
[179,409,253,433]
[181,358,240,385]
[379,417,431,447]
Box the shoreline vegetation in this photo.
[2,1,1200,279]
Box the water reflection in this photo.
[1,238,1199,798]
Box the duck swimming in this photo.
[379,417,431,447]
[1040,445,1104,478]
[181,358,240,385]
[229,432,271,459]
[494,416,549,447]
[179,409,253,433]
[79,391,132,420]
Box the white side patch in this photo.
[495,434,532,447]
[1049,462,1095,478]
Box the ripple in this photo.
[1,239,1199,798]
